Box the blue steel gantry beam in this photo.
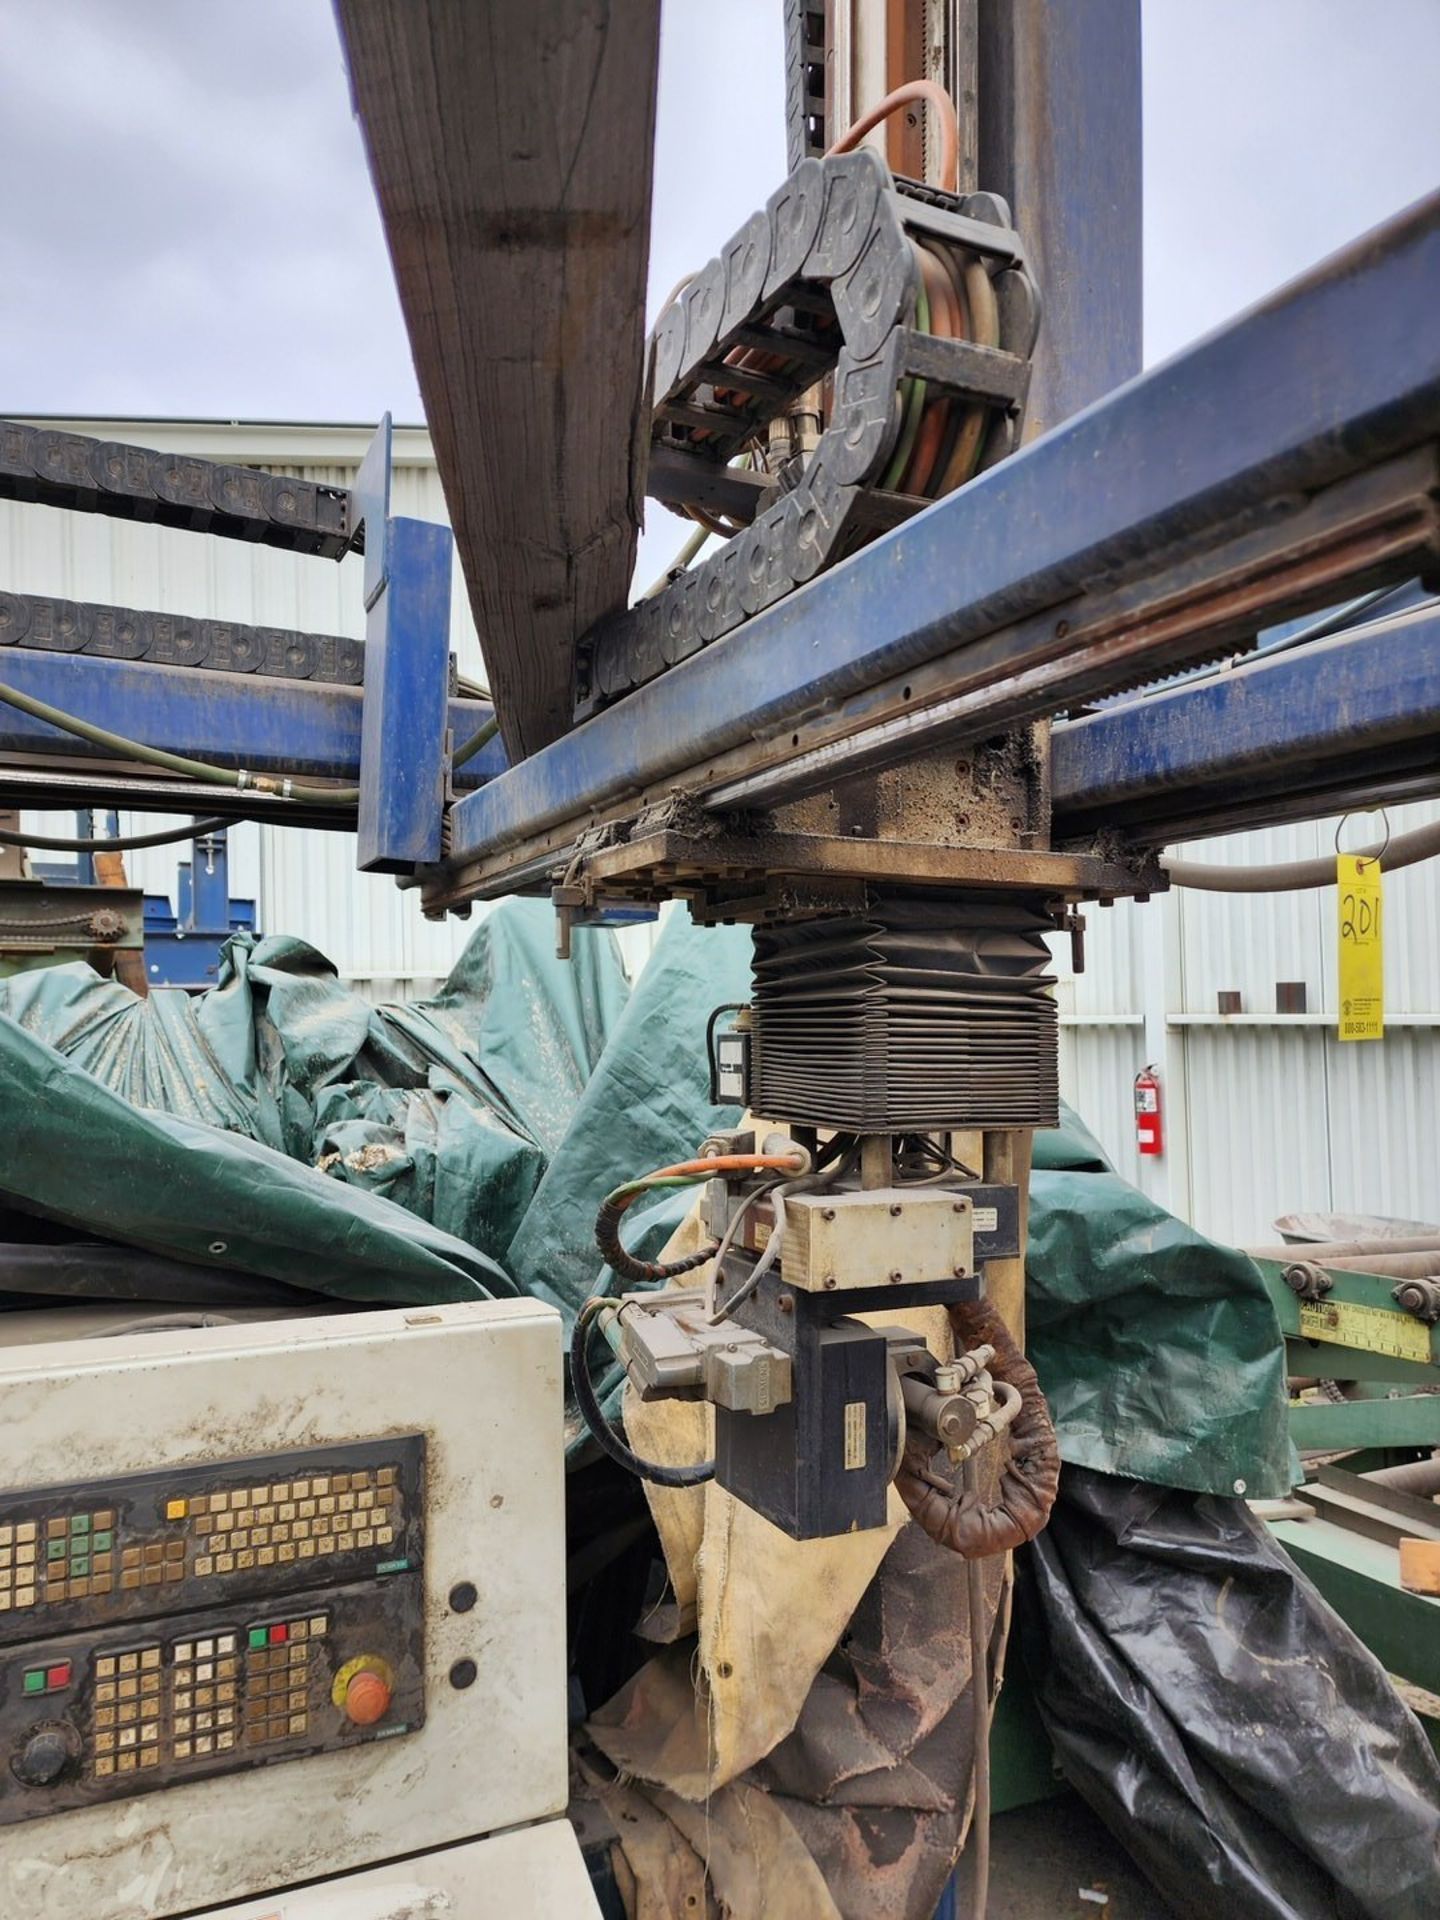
[1051,601,1440,844]
[427,192,1440,907]
[0,417,500,840]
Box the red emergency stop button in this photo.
[343,1668,391,1726]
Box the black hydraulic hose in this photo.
[0,815,237,854]
[594,1193,719,1286]
[1163,819,1440,893]
[569,1299,715,1489]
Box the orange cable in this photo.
[826,80,961,194]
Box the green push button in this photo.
[69,1556,89,1577]
[248,1628,268,1651]
[22,1669,45,1695]
[46,1541,65,1562]
[71,1515,90,1536]
[91,1531,113,1553]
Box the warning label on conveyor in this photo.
[1298,1299,1431,1364]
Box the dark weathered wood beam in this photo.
[335,0,661,758]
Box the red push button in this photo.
[342,1669,391,1726]
[45,1663,71,1691]
[268,1624,288,1645]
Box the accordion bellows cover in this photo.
[748,896,1059,1132]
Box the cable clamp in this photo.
[281,778,294,800]
[236,769,252,792]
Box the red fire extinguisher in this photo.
[1134,1065,1163,1157]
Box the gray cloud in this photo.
[1144,0,1440,361]
[0,0,418,419]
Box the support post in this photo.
[977,0,1143,435]
[357,516,454,874]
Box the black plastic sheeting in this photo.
[1018,1466,1440,1920]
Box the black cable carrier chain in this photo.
[0,422,355,560]
[575,149,1040,720]
[0,589,368,688]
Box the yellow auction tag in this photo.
[1337,853,1383,1041]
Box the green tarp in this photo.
[0,1009,510,1303]
[510,906,753,1323]
[0,901,627,1272]
[0,904,1291,1497]
[1029,1107,1292,1498]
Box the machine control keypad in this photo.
[0,1440,420,1643]
[0,1439,425,1825]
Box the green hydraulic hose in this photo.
[0,677,359,806]
[642,522,710,599]
[880,267,931,492]
[451,712,500,770]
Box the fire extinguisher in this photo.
[1134,1065,1163,1157]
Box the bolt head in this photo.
[889,1203,902,1217]
[822,1207,836,1222]
[778,1293,794,1313]
[822,1275,837,1290]
[889,1270,903,1283]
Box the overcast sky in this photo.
[3,0,1438,588]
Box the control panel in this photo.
[0,1300,569,1920]
[0,1437,424,1823]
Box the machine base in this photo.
[196,1817,603,1917]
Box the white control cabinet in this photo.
[0,1300,596,1918]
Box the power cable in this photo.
[569,1296,715,1490]
[1162,818,1440,893]
[0,814,237,854]
[826,79,962,193]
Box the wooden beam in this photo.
[335,0,661,758]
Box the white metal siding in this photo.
[1049,800,1440,1245]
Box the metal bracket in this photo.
[353,414,393,612]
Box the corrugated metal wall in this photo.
[6,421,1436,1242]
[1050,800,1440,1247]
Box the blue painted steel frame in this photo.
[357,514,454,871]
[352,416,456,870]
[4,199,1438,886]
[143,828,258,990]
[443,194,1440,867]
[1052,602,1440,840]
[0,648,502,791]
